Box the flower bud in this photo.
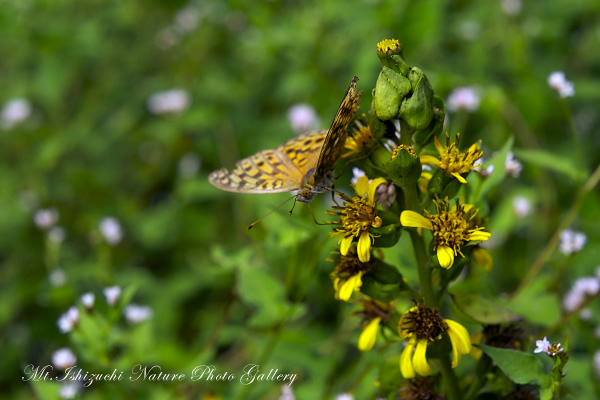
[414,95,446,147]
[427,169,463,198]
[373,67,411,121]
[376,39,409,75]
[398,68,434,130]
[385,145,422,188]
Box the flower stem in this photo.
[439,354,462,400]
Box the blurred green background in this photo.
[2,0,600,399]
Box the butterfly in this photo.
[209,76,362,204]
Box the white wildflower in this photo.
[34,208,59,230]
[501,0,522,16]
[505,151,523,178]
[287,103,319,134]
[279,385,295,400]
[57,306,79,333]
[52,348,77,369]
[48,226,66,243]
[104,286,121,306]
[512,196,532,217]
[49,269,67,287]
[81,292,95,309]
[147,89,190,115]
[548,71,575,98]
[58,382,79,399]
[123,304,153,324]
[178,152,201,178]
[447,87,481,112]
[1,98,31,129]
[559,229,586,255]
[533,336,550,354]
[99,217,123,246]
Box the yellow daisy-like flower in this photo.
[398,305,471,379]
[343,116,374,158]
[326,176,385,262]
[354,299,393,351]
[328,247,373,302]
[420,133,483,184]
[400,198,491,269]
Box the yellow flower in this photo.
[420,133,483,184]
[398,305,471,379]
[326,176,385,262]
[354,299,393,351]
[400,198,491,269]
[328,247,373,302]
[343,116,374,158]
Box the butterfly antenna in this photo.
[247,195,297,230]
[288,196,298,215]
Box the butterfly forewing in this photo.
[208,76,362,201]
[315,76,362,180]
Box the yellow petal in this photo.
[433,135,443,154]
[400,210,433,230]
[358,317,381,351]
[357,231,371,262]
[413,339,433,376]
[420,155,440,165]
[339,235,354,256]
[338,273,362,302]
[451,172,467,184]
[398,306,418,338]
[354,176,369,197]
[368,177,387,204]
[468,231,491,242]
[399,337,417,379]
[445,319,472,368]
[437,246,455,269]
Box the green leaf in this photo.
[502,277,561,327]
[452,294,521,324]
[361,260,407,302]
[513,148,586,183]
[476,344,553,400]
[236,266,305,327]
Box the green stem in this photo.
[439,355,462,400]
[465,354,493,400]
[403,185,435,307]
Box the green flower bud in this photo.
[385,145,422,188]
[373,67,411,121]
[369,93,389,140]
[414,95,446,147]
[398,68,434,130]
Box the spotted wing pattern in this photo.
[315,76,362,180]
[208,76,362,196]
[208,130,327,194]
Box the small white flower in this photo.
[34,208,59,230]
[534,336,551,353]
[58,382,79,399]
[104,286,121,306]
[48,226,66,243]
[501,0,522,16]
[123,304,153,324]
[559,229,586,255]
[548,71,575,98]
[512,196,532,217]
[81,292,95,309]
[563,276,599,312]
[279,385,295,400]
[174,7,200,33]
[474,157,494,177]
[287,103,319,134]
[505,151,523,178]
[335,394,354,400]
[350,167,367,186]
[1,98,31,129]
[457,20,482,41]
[99,217,123,246]
[52,348,77,369]
[447,87,481,112]
[49,269,67,287]
[57,306,79,333]
[147,89,190,115]
[178,152,201,178]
